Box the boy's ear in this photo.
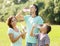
[44,23,51,25]
[40,24,43,26]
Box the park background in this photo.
[0,0,60,46]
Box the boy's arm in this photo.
[45,44,49,46]
[30,26,35,36]
[30,26,39,37]
[45,36,50,46]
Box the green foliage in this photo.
[0,22,60,46]
[0,0,60,24]
[38,0,60,24]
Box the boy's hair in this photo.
[46,25,51,34]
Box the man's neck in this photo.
[31,12,36,18]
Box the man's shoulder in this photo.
[37,16,42,18]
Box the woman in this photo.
[16,4,44,46]
[7,16,26,46]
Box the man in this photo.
[16,4,44,46]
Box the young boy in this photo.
[30,24,51,46]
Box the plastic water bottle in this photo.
[23,8,30,12]
[33,23,41,28]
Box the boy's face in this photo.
[40,24,47,34]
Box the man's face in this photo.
[30,5,36,13]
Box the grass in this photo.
[0,22,60,46]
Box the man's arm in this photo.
[15,11,24,21]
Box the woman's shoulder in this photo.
[8,28,13,30]
[8,28,14,34]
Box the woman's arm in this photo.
[8,33,23,43]
[15,11,24,21]
[21,28,27,39]
[21,32,26,39]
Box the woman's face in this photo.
[11,17,17,27]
